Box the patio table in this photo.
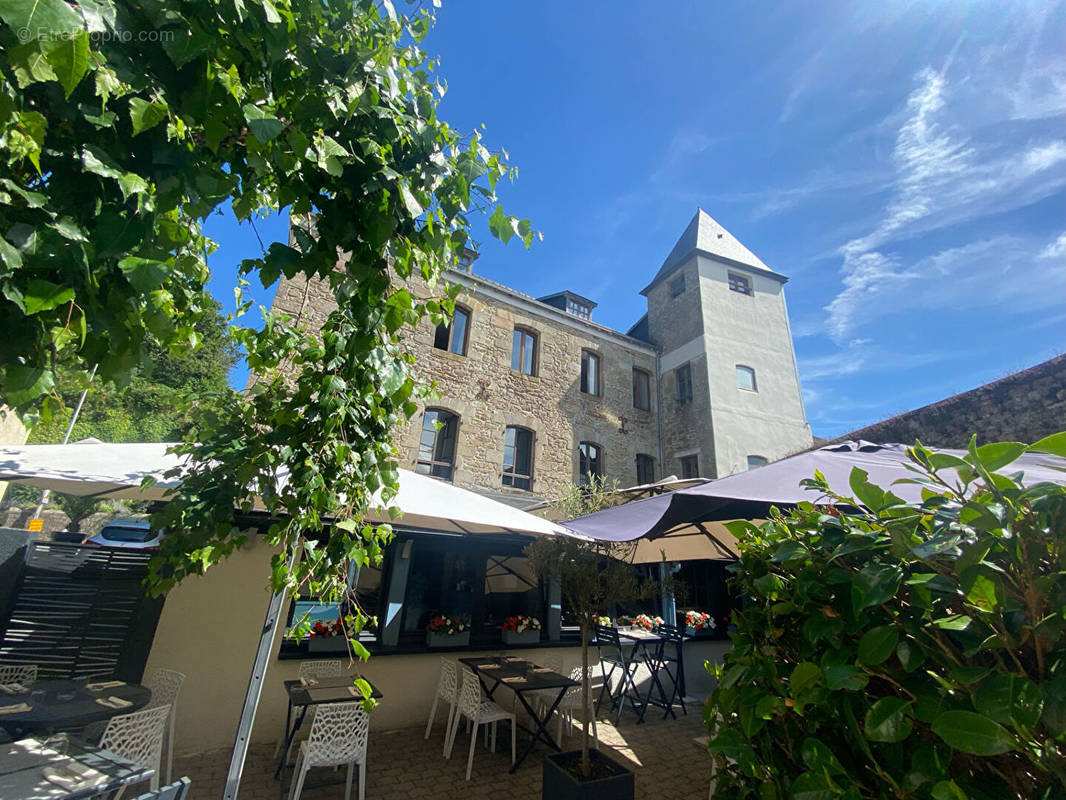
[0,735,154,800]
[0,679,152,738]
[274,674,382,779]
[616,629,674,723]
[459,656,579,774]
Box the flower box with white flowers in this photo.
[683,610,715,637]
[501,615,541,646]
[425,615,470,648]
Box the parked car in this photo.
[86,518,162,549]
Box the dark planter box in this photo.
[307,636,347,653]
[426,631,470,648]
[502,629,540,646]
[543,750,634,800]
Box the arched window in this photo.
[747,455,768,470]
[736,365,757,392]
[416,409,458,480]
[502,427,534,490]
[433,305,470,356]
[579,442,602,485]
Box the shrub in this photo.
[704,435,1066,799]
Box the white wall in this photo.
[695,256,812,474]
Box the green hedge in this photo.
[704,435,1066,799]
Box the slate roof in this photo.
[641,209,786,295]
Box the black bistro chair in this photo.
[656,623,687,718]
[594,625,645,722]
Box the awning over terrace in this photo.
[565,440,1066,555]
[0,441,573,538]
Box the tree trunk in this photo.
[581,621,590,779]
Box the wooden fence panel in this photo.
[0,542,164,682]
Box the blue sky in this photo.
[206,0,1066,439]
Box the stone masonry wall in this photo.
[833,354,1066,448]
[270,272,661,503]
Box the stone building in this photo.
[270,208,812,506]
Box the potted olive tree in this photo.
[526,534,641,800]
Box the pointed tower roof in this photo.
[641,209,786,296]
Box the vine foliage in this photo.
[0,0,535,674]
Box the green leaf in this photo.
[790,662,822,694]
[974,441,1027,471]
[1030,432,1066,457]
[398,183,424,217]
[41,30,89,97]
[975,673,1042,729]
[7,42,57,87]
[0,0,85,34]
[788,772,836,800]
[771,540,808,562]
[23,279,73,313]
[119,257,172,293]
[852,564,903,612]
[849,467,885,510]
[242,104,285,142]
[799,737,844,775]
[824,665,868,691]
[3,364,54,405]
[488,205,515,244]
[896,638,925,672]
[961,569,999,612]
[129,97,167,135]
[931,711,1015,755]
[930,781,968,800]
[864,697,913,743]
[857,625,898,666]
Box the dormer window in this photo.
[670,274,686,298]
[567,298,591,319]
[455,248,477,273]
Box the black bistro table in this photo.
[0,679,152,738]
[459,656,579,773]
[0,735,154,800]
[274,674,383,779]
[616,629,674,723]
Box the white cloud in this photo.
[824,69,1066,340]
[1040,232,1066,260]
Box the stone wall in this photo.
[834,354,1066,448]
[271,272,661,502]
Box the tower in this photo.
[638,209,811,477]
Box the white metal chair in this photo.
[445,667,515,781]
[424,657,459,754]
[549,666,600,748]
[287,702,370,800]
[130,777,191,800]
[275,660,348,760]
[100,703,171,792]
[145,668,184,784]
[0,664,37,684]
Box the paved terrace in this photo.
[174,702,712,800]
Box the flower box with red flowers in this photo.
[425,615,470,648]
[682,610,715,637]
[632,614,664,633]
[307,618,349,652]
[501,615,542,646]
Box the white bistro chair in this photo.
[548,666,600,748]
[287,702,370,800]
[445,667,515,781]
[0,664,37,684]
[275,660,347,761]
[423,657,459,754]
[145,668,185,784]
[99,703,171,792]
